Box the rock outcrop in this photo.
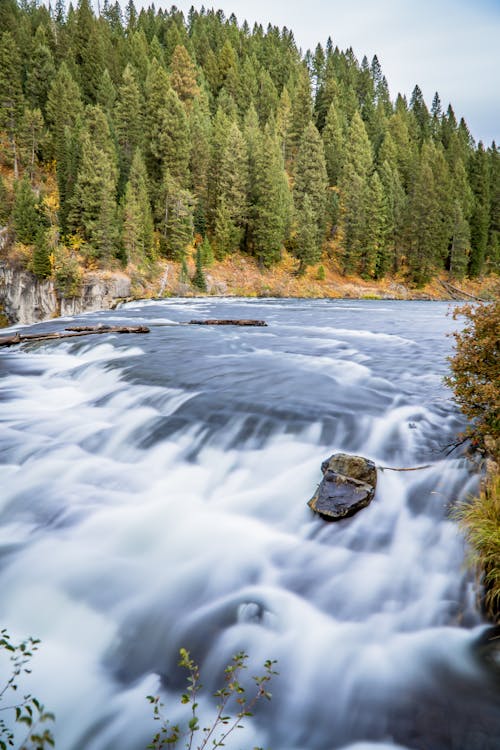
[308,453,377,521]
[0,264,131,325]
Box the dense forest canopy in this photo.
[0,0,498,286]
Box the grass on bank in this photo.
[456,474,500,621]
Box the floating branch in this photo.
[0,325,150,348]
[378,464,432,472]
[188,319,267,326]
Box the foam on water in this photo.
[0,299,497,750]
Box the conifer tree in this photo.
[25,26,56,115]
[12,176,39,244]
[339,111,373,274]
[96,69,117,116]
[294,121,328,248]
[114,64,144,184]
[170,44,199,107]
[192,245,207,290]
[0,31,24,178]
[69,132,119,261]
[122,149,154,264]
[32,228,52,278]
[469,143,491,276]
[322,102,345,185]
[212,121,248,256]
[295,193,320,272]
[0,175,11,225]
[251,127,291,267]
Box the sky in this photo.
[133,0,500,146]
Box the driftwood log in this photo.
[0,325,150,348]
[188,319,267,326]
[439,280,485,302]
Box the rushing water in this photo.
[0,299,499,750]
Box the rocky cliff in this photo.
[0,264,131,326]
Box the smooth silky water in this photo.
[0,299,499,750]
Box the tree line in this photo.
[0,0,498,286]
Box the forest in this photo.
[0,0,498,290]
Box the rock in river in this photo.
[308,453,377,521]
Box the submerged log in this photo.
[0,325,150,348]
[188,319,267,326]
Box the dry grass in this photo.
[456,473,500,621]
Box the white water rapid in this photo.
[0,299,499,750]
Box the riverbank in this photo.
[1,251,497,327]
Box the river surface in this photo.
[0,299,499,750]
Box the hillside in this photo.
[0,0,498,319]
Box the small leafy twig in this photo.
[0,629,55,750]
[146,649,278,750]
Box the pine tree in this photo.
[46,63,84,235]
[157,170,195,258]
[468,143,491,276]
[362,171,387,279]
[18,108,45,183]
[13,176,39,244]
[32,228,52,278]
[25,26,56,114]
[448,201,470,279]
[322,102,344,185]
[192,245,207,290]
[122,149,154,264]
[250,126,291,267]
[339,111,373,274]
[0,31,24,178]
[295,193,319,272]
[114,64,144,185]
[0,175,11,225]
[69,131,119,261]
[170,44,199,107]
[96,68,117,116]
[293,121,328,248]
[212,120,248,255]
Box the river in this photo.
[0,298,499,750]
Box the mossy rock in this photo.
[308,453,377,521]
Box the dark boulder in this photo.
[308,453,377,521]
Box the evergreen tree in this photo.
[0,31,24,178]
[157,170,195,258]
[122,148,154,264]
[114,64,144,184]
[25,26,56,114]
[212,120,248,255]
[32,228,52,278]
[170,44,199,107]
[46,63,84,234]
[295,193,320,272]
[12,176,39,244]
[69,131,119,261]
[0,175,11,225]
[293,121,328,249]
[339,111,373,274]
[468,143,491,276]
[192,245,207,290]
[322,102,345,185]
[448,201,470,279]
[96,69,117,116]
[250,126,291,267]
[362,171,387,278]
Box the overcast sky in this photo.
[133,0,499,146]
